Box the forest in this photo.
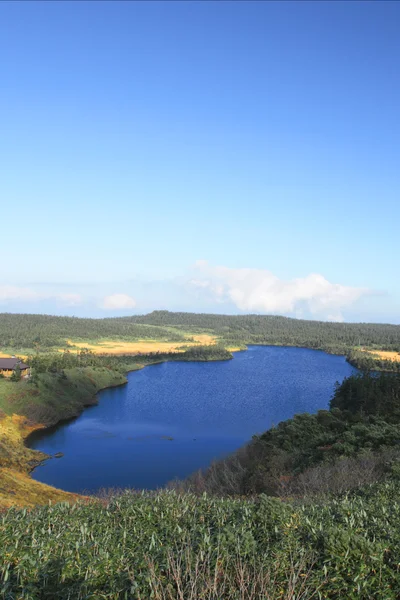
[1,311,400,354]
[136,311,400,352]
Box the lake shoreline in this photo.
[23,343,337,455]
[24,343,350,459]
[24,377,130,459]
[27,346,357,494]
[1,343,360,505]
[23,350,235,470]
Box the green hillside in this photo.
[1,311,400,353]
[0,313,187,350]
[136,310,400,352]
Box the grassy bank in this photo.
[0,368,127,428]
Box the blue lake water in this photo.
[29,346,357,493]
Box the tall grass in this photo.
[2,482,400,599]
[143,547,322,600]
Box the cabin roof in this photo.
[0,358,29,370]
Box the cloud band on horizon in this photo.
[0,262,374,322]
[188,261,371,322]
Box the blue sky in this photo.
[1,1,399,322]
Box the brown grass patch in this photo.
[0,468,80,509]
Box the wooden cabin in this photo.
[0,358,30,378]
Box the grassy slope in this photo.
[0,367,128,429]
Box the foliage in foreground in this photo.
[1,481,400,599]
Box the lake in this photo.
[29,346,357,493]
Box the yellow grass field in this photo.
[1,334,217,359]
[66,334,217,355]
[368,350,400,362]
[70,340,187,355]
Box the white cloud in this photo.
[0,285,82,306]
[0,285,40,302]
[0,267,374,321]
[101,293,137,310]
[189,262,369,321]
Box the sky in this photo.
[0,1,399,323]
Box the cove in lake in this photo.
[29,346,357,493]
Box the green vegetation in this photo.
[133,344,233,364]
[1,311,400,359]
[9,365,21,383]
[0,366,126,431]
[4,370,400,597]
[2,310,400,376]
[2,479,400,598]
